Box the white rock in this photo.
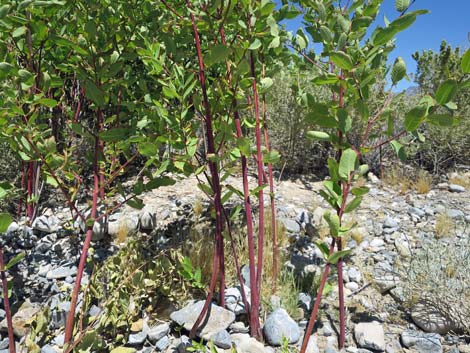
[354,322,385,352]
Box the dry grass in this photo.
[192,197,204,218]
[435,213,455,238]
[116,220,130,244]
[449,172,470,189]
[415,170,433,194]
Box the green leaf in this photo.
[306,131,330,141]
[328,249,352,265]
[351,186,369,196]
[5,252,25,270]
[344,196,362,213]
[12,26,27,38]
[263,150,280,164]
[338,148,357,180]
[391,57,406,85]
[337,109,352,133]
[330,51,353,70]
[312,73,339,85]
[0,213,12,233]
[435,80,458,105]
[37,98,58,108]
[99,128,128,142]
[18,69,34,82]
[323,211,340,237]
[461,50,470,73]
[390,140,407,161]
[84,79,105,107]
[206,44,231,65]
[426,114,456,127]
[395,0,410,12]
[138,142,157,157]
[127,198,144,210]
[314,241,330,259]
[327,158,340,181]
[236,137,251,156]
[248,39,262,50]
[404,105,427,131]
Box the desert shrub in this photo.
[0,142,21,213]
[399,236,470,333]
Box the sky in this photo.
[277,0,470,91]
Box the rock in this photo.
[211,330,232,349]
[230,333,267,353]
[6,222,19,236]
[32,215,60,234]
[297,209,311,225]
[41,344,58,353]
[225,286,250,315]
[279,218,300,233]
[241,265,251,288]
[298,292,312,311]
[88,305,102,317]
[345,282,359,291]
[139,209,157,230]
[270,295,281,310]
[370,238,385,249]
[155,336,170,351]
[75,205,107,241]
[230,321,249,334]
[46,265,77,279]
[305,335,320,353]
[0,300,40,337]
[446,209,464,219]
[408,207,426,218]
[411,302,458,334]
[263,308,300,346]
[449,184,465,193]
[368,172,380,183]
[354,322,385,352]
[0,338,8,350]
[383,217,399,229]
[348,267,362,283]
[177,335,191,353]
[107,214,139,238]
[148,323,170,343]
[128,331,147,346]
[401,330,442,353]
[170,300,235,341]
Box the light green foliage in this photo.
[410,42,470,173]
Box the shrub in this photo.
[399,236,470,333]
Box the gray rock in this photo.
[279,218,300,233]
[297,209,311,225]
[211,329,232,349]
[383,217,398,229]
[107,213,139,238]
[446,209,464,219]
[177,335,191,353]
[0,300,40,337]
[263,308,300,346]
[52,334,64,348]
[6,222,19,236]
[409,207,426,218]
[41,344,57,353]
[46,266,77,279]
[411,302,458,334]
[345,282,359,291]
[0,338,8,350]
[128,331,147,346]
[139,209,157,230]
[88,305,102,317]
[170,300,235,341]
[230,321,249,334]
[354,322,385,351]
[298,292,312,311]
[148,323,170,343]
[348,267,362,283]
[241,265,251,288]
[155,335,170,351]
[449,184,465,193]
[401,330,442,353]
[225,286,250,314]
[370,238,385,249]
[305,335,319,353]
[230,333,267,353]
[33,215,60,234]
[75,205,107,241]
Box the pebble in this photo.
[449,184,465,193]
[401,330,442,353]
[355,322,385,351]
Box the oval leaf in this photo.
[0,213,12,233]
[306,131,331,141]
[391,57,406,85]
[330,51,353,70]
[435,80,458,105]
[461,50,470,74]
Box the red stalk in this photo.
[249,50,264,340]
[219,27,259,335]
[299,240,335,353]
[187,0,226,336]
[0,248,15,353]
[63,133,101,347]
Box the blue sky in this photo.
[277,0,470,90]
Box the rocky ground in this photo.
[1,171,469,353]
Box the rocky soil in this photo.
[1,171,469,353]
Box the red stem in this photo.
[187,0,226,336]
[63,133,101,347]
[299,240,335,353]
[249,50,264,340]
[219,26,258,334]
[0,248,15,353]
